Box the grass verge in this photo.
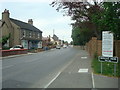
[92,57,120,77]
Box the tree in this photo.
[0,34,10,46]
[50,1,103,38]
[50,1,120,45]
[71,22,94,45]
[102,2,120,40]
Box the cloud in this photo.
[0,2,73,42]
[33,16,71,29]
[55,16,71,24]
[33,18,72,42]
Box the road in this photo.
[2,46,119,89]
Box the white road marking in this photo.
[44,72,61,88]
[81,57,87,59]
[78,68,88,73]
[92,72,95,88]
[42,54,78,89]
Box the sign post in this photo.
[114,64,116,76]
[101,62,102,74]
[102,31,113,57]
[98,31,118,76]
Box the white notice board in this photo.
[102,31,113,57]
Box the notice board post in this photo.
[98,31,118,76]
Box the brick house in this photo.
[1,9,42,49]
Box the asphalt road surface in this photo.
[2,46,119,89]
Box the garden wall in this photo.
[1,49,28,57]
[86,37,120,58]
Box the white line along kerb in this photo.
[92,72,95,88]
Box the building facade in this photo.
[52,34,60,45]
[1,9,42,49]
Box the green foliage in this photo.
[102,2,120,40]
[51,1,120,44]
[92,58,120,77]
[0,34,10,46]
[71,26,82,45]
[71,24,94,45]
[2,46,10,50]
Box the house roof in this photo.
[53,34,59,41]
[42,37,49,40]
[10,18,42,33]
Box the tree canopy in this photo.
[50,1,120,45]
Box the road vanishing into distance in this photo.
[2,46,118,89]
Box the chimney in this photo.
[2,9,10,20]
[28,19,33,25]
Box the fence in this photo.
[86,37,120,58]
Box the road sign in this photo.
[102,31,113,57]
[98,56,118,63]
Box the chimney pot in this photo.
[28,19,33,25]
[2,9,10,20]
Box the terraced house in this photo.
[1,9,42,49]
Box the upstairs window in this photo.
[33,32,35,38]
[29,32,32,38]
[38,33,40,38]
[23,30,26,37]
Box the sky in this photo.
[0,0,73,43]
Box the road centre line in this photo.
[44,53,77,88]
[44,72,61,88]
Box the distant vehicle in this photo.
[56,45,61,49]
[63,44,67,48]
[10,45,24,50]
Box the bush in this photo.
[2,46,10,50]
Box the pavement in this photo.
[46,49,119,89]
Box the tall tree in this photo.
[50,0,103,38]
[102,2,120,40]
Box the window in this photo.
[33,32,35,38]
[29,32,32,38]
[38,33,40,38]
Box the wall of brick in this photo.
[115,40,120,58]
[2,49,28,57]
[97,40,102,56]
[86,37,120,59]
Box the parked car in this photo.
[10,45,24,50]
[63,44,67,48]
[56,45,61,49]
